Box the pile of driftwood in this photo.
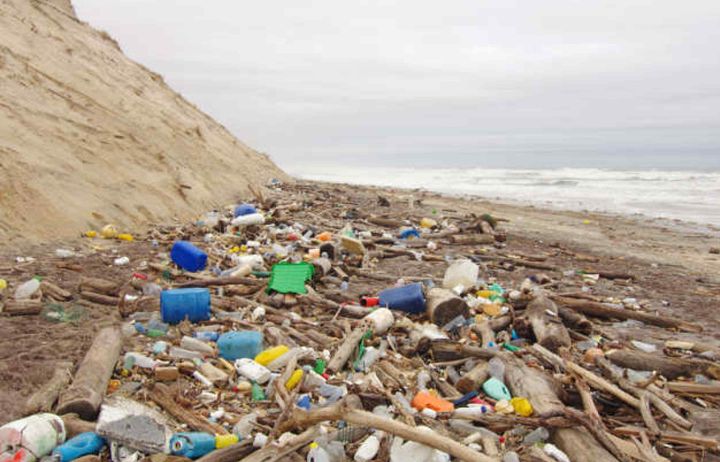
[4,181,719,462]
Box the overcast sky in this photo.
[73,1,720,170]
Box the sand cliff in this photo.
[0,0,287,242]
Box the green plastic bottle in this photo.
[251,381,266,401]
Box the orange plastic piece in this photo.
[316,232,333,242]
[411,390,454,413]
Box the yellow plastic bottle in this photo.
[0,279,6,292]
[254,345,289,366]
[117,233,134,242]
[285,369,303,391]
[215,434,239,449]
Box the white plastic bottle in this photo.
[231,213,265,227]
[14,278,41,300]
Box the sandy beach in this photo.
[2,179,719,424]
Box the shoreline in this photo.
[3,178,719,280]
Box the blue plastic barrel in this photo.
[170,432,216,459]
[171,241,208,272]
[217,331,263,361]
[161,288,211,324]
[52,433,105,462]
[378,283,426,314]
[234,203,257,217]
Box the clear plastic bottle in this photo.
[180,336,215,356]
[417,370,431,390]
[502,451,520,462]
[488,357,506,381]
[522,427,549,445]
[124,352,158,369]
[169,346,204,360]
[14,278,41,300]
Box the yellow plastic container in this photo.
[285,369,304,390]
[420,218,437,229]
[510,397,533,417]
[84,230,97,238]
[254,345,289,366]
[215,434,239,449]
[117,233,134,242]
[476,290,493,299]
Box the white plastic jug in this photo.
[364,308,394,334]
[442,259,479,291]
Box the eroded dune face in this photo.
[0,0,287,242]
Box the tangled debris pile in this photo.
[1,181,719,462]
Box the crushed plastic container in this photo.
[411,391,454,413]
[378,283,426,314]
[235,359,271,384]
[170,432,216,459]
[442,259,479,291]
[170,241,208,272]
[218,331,263,361]
[161,288,211,324]
[52,432,105,462]
[0,413,66,462]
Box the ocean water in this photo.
[292,166,720,227]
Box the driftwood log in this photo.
[552,296,702,332]
[326,324,369,373]
[278,398,494,462]
[502,354,620,462]
[25,361,73,414]
[456,361,489,394]
[526,295,571,351]
[148,383,227,435]
[425,288,469,326]
[56,326,122,420]
[606,349,717,380]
